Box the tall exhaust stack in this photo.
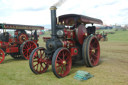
[50,6,57,39]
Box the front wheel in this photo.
[29,47,49,74]
[82,35,100,67]
[0,49,5,63]
[52,47,72,78]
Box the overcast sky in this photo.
[0,0,128,27]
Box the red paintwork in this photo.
[0,49,5,63]
[89,37,100,66]
[18,33,29,44]
[96,34,102,40]
[31,47,49,74]
[15,30,18,35]
[43,37,51,42]
[0,29,39,63]
[6,47,18,53]
[96,32,107,41]
[33,40,38,43]
[62,40,75,48]
[21,41,37,60]
[70,47,78,56]
[63,29,75,39]
[54,48,72,77]
[77,24,87,44]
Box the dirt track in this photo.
[97,42,128,85]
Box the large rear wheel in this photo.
[29,47,49,74]
[20,40,37,60]
[0,49,5,63]
[82,35,100,67]
[52,47,72,78]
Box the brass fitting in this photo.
[50,6,57,10]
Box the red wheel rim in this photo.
[0,49,5,63]
[89,37,100,66]
[22,41,37,59]
[32,48,49,73]
[55,49,72,77]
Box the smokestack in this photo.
[50,6,57,39]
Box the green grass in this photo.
[108,30,128,42]
[97,29,128,42]
[96,29,116,33]
[0,30,128,85]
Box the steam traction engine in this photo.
[0,23,44,63]
[29,6,103,78]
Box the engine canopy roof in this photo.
[0,23,44,30]
[58,14,103,26]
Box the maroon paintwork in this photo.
[58,14,103,25]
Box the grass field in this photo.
[0,30,128,85]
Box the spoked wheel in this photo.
[52,47,72,78]
[10,53,23,59]
[20,40,37,60]
[29,47,49,74]
[0,49,5,63]
[82,35,100,67]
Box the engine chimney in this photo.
[50,6,57,39]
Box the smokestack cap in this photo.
[50,6,57,10]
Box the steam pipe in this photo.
[50,6,57,39]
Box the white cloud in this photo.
[0,0,128,26]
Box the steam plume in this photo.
[53,0,67,7]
